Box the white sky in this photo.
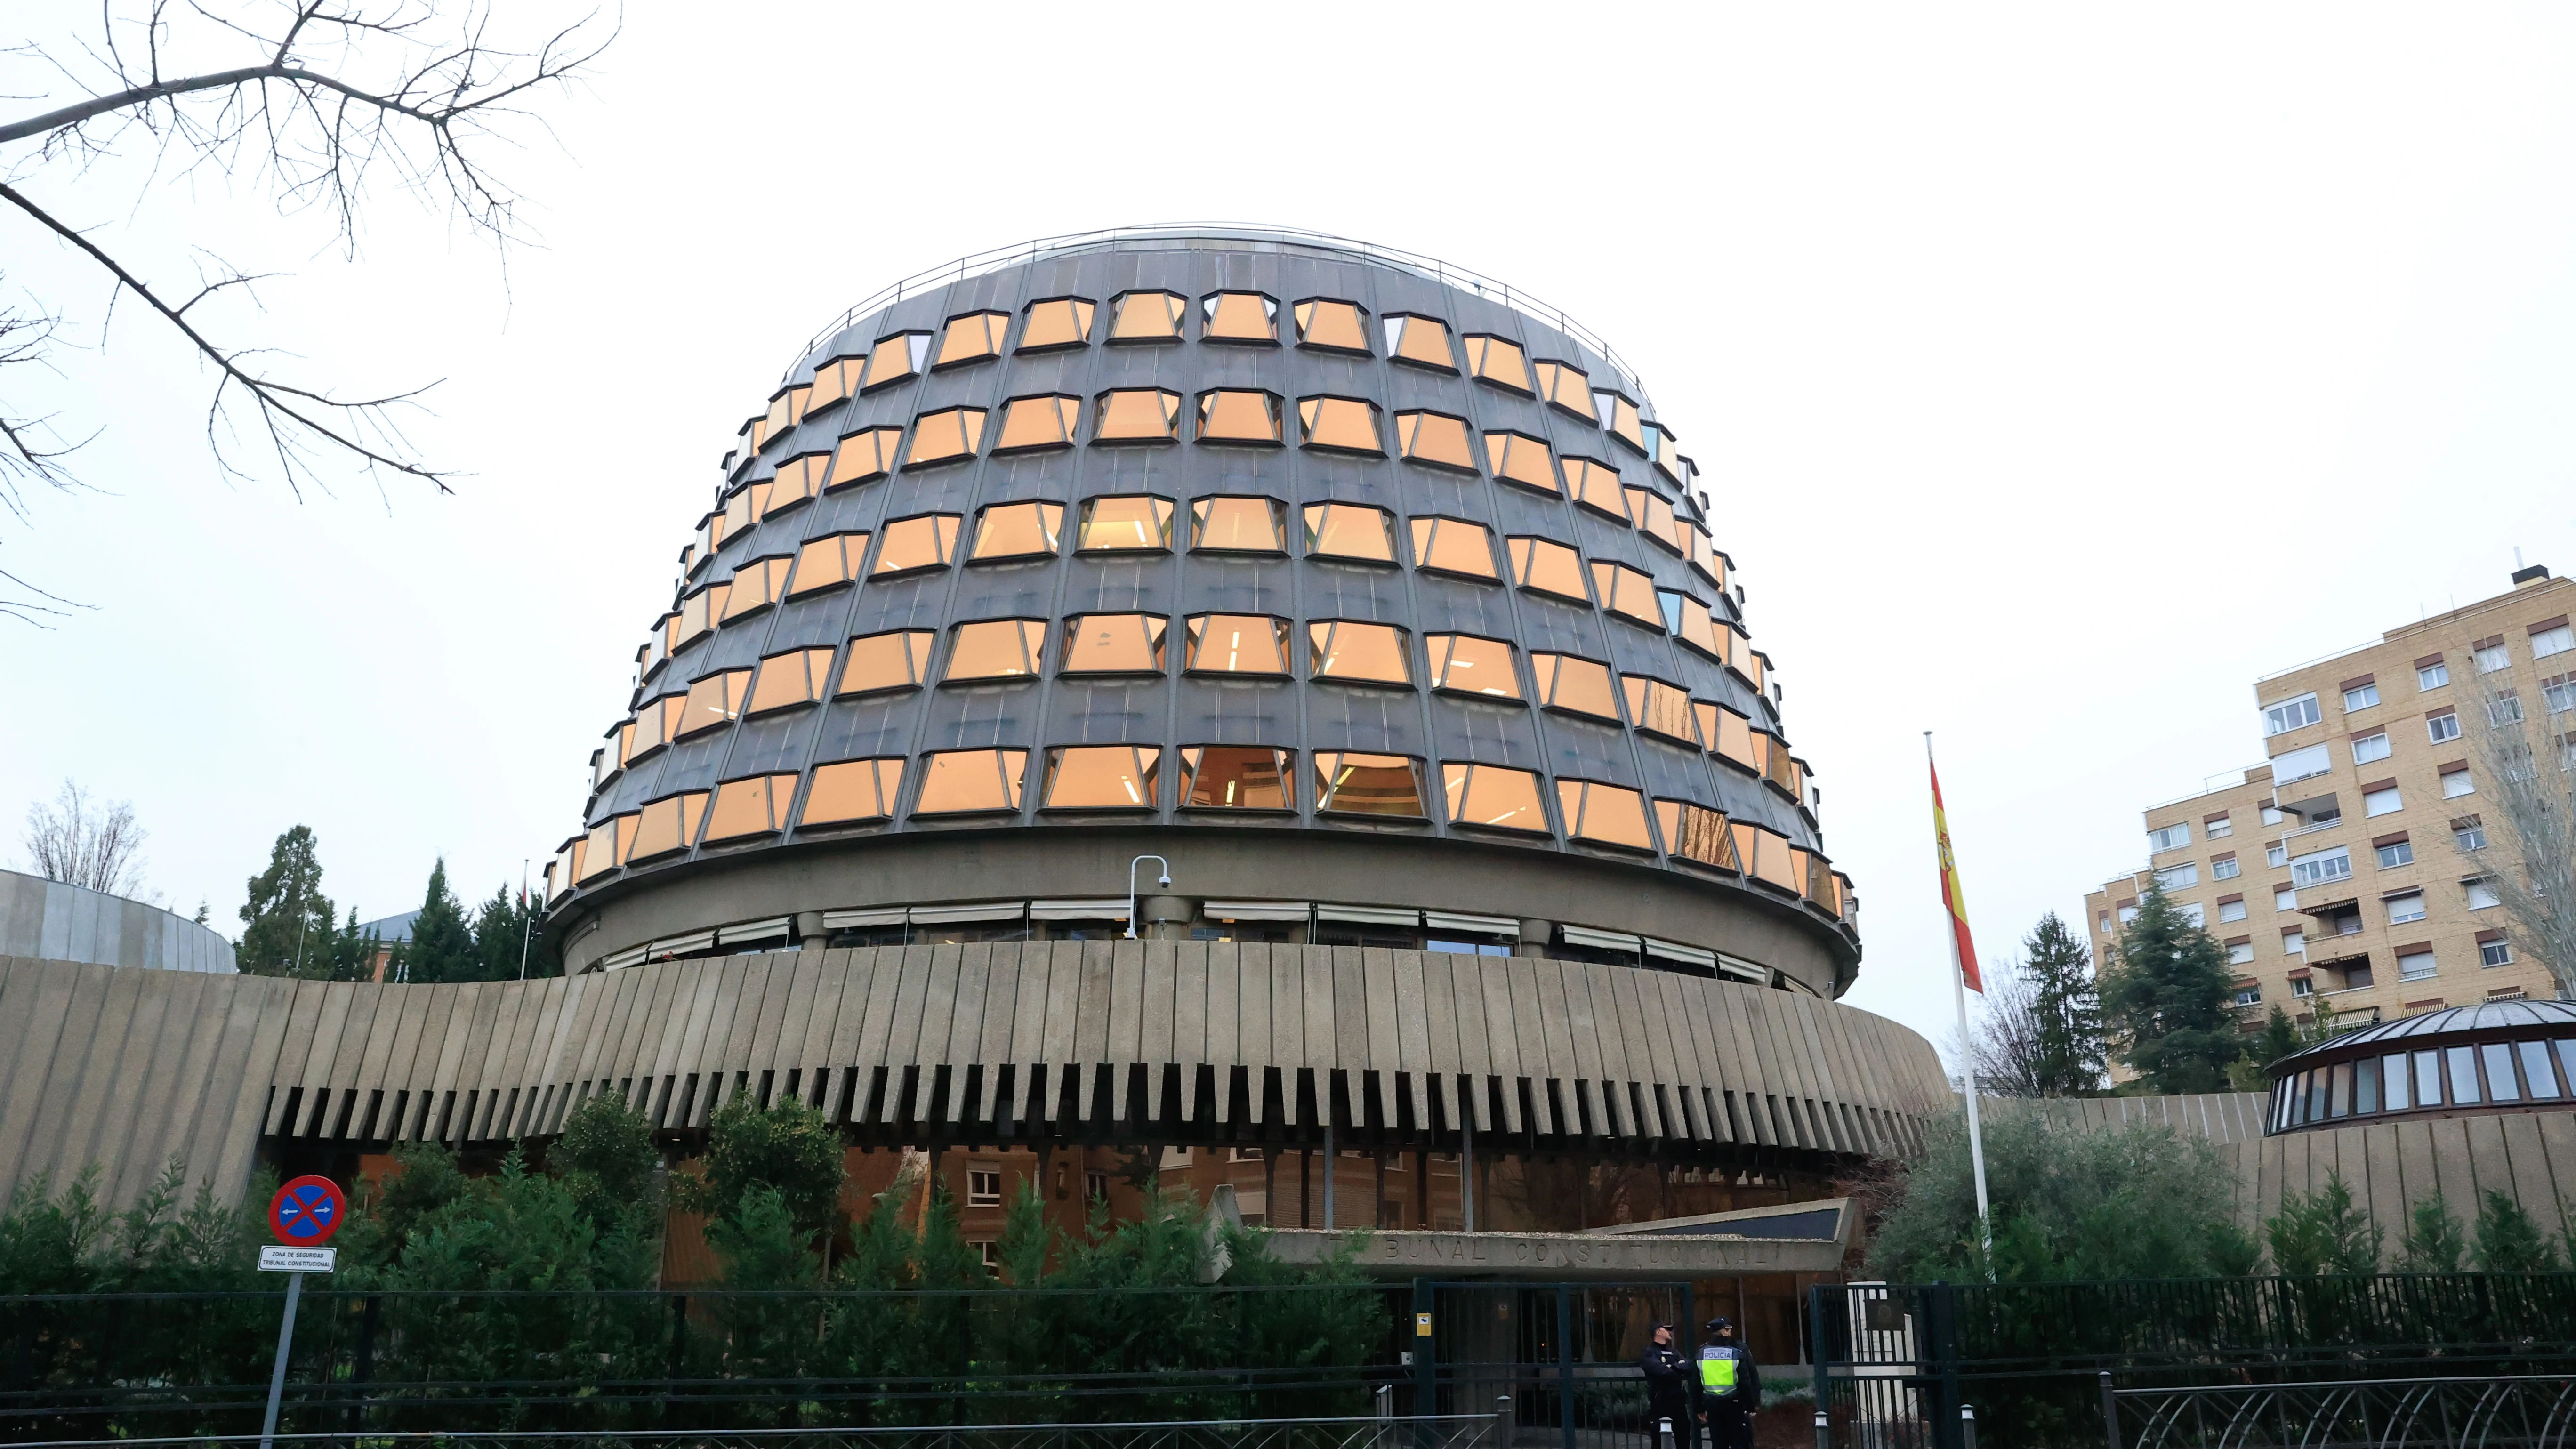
[7,3,2576,1058]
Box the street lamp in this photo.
[1125,855,1170,939]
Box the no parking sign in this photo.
[267,1175,346,1244]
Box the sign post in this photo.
[258,1175,346,1449]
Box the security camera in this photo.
[1158,874,1172,887]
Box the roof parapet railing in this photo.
[781,222,1650,404]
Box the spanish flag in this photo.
[1928,753,1984,993]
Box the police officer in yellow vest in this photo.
[1698,1317,1760,1449]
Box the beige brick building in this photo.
[2085,566,2574,1038]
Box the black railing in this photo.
[2110,1372,2576,1449]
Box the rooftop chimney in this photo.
[2512,564,2552,588]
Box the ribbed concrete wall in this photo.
[1981,1091,2271,1145]
[0,869,234,974]
[0,944,1948,1208]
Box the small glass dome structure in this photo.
[2265,998,2576,1134]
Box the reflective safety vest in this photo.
[1699,1347,1739,1391]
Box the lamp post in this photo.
[1125,855,1170,940]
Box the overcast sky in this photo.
[8,3,2576,1057]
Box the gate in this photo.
[1407,1282,1697,1449]
[1805,1282,1969,1449]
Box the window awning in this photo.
[822,908,906,930]
[597,944,649,971]
[1204,900,1310,923]
[1030,898,1129,920]
[1560,925,1638,952]
[1318,904,1419,926]
[909,902,1027,925]
[1643,937,1715,968]
[1716,954,1771,984]
[1426,911,1519,938]
[718,917,791,944]
[648,929,715,958]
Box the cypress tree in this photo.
[400,859,476,983]
[237,826,335,977]
[2100,881,2247,1093]
[2023,912,2107,1094]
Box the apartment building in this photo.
[2085,565,2573,1037]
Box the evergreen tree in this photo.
[324,908,381,982]
[678,1095,846,1239]
[2257,1005,2301,1067]
[2266,1171,2382,1275]
[2398,1192,2467,1273]
[2100,882,2247,1093]
[236,826,336,977]
[2472,1189,2568,1272]
[398,859,476,983]
[2023,912,2107,1094]
[470,883,542,981]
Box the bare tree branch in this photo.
[22,779,148,895]
[2472,684,2576,997]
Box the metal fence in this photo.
[1,1412,1517,1449]
[1805,1274,2576,1449]
[2109,1374,2576,1449]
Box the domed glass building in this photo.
[543,228,1859,995]
[2266,998,2576,1134]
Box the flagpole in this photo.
[1926,732,1994,1263]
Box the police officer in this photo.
[1698,1317,1760,1449]
[1640,1321,1695,1447]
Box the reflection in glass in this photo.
[1441,763,1548,833]
[826,427,903,489]
[1624,486,1683,552]
[627,792,710,862]
[2449,1045,2483,1103]
[1530,653,1619,722]
[704,773,801,842]
[2522,1040,2560,1099]
[1043,746,1163,810]
[1535,361,1596,420]
[1184,614,1290,675]
[969,502,1065,561]
[1315,752,1425,817]
[1622,676,1700,746]
[723,556,794,620]
[1202,292,1279,342]
[865,331,931,392]
[677,669,752,739]
[578,815,633,881]
[1384,314,1455,370]
[1485,432,1559,492]
[1303,503,1396,563]
[1559,779,1654,851]
[747,647,837,715]
[1191,496,1288,553]
[1394,411,1476,471]
[1310,621,1410,684]
[1061,614,1167,674]
[2415,1050,2442,1106]
[801,758,904,825]
[804,354,867,414]
[1197,390,1284,444]
[1592,562,1663,626]
[2484,1042,2521,1101]
[1019,297,1095,352]
[1095,389,1183,442]
[935,311,1011,369]
[994,395,1080,452]
[1296,396,1383,454]
[1183,746,1291,810]
[1656,800,1732,869]
[2382,1053,2411,1111]
[837,630,935,695]
[766,453,828,514]
[907,407,987,467]
[914,749,1029,814]
[946,620,1048,682]
[872,514,961,574]
[1411,517,1497,580]
[1508,537,1587,600]
[1600,392,1646,451]
[1426,635,1521,700]
[1293,298,1371,352]
[1078,495,1176,552]
[1108,290,1187,342]
[1563,457,1622,516]
[1462,334,1533,394]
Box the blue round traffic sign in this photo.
[268,1175,346,1245]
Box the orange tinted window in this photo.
[1393,411,1476,471]
[1441,763,1548,834]
[913,749,1029,815]
[946,620,1047,682]
[1293,298,1371,353]
[1410,517,1498,580]
[1623,486,1682,553]
[1426,635,1521,700]
[969,502,1064,561]
[1201,292,1278,342]
[1656,800,1733,870]
[907,407,987,467]
[627,791,709,862]
[1462,335,1532,394]
[826,427,903,490]
[1191,496,1287,553]
[1558,779,1653,851]
[1535,361,1595,420]
[838,630,934,695]
[994,395,1079,453]
[1183,746,1293,810]
[1296,396,1383,454]
[934,311,1011,369]
[1197,390,1283,444]
[767,453,828,514]
[804,355,866,415]
[1314,752,1425,817]
[1591,562,1662,627]
[718,482,770,541]
[763,386,806,440]
[1601,393,1645,452]
[1754,827,1802,893]
[1018,297,1095,352]
[703,773,800,843]
[1303,502,1396,563]
[1384,314,1455,370]
[1621,676,1700,746]
[1530,653,1619,721]
[677,669,751,739]
[873,514,961,574]
[1563,457,1621,516]
[1042,746,1162,810]
[1670,595,1723,659]
[675,583,728,649]
[1062,613,1167,674]
[789,531,869,597]
[1485,432,1558,493]
[1507,537,1587,601]
[1078,495,1175,552]
[801,758,904,826]
[864,332,930,392]
[1184,614,1290,675]
[1108,290,1187,342]
[1712,707,1759,771]
[1309,621,1410,684]
[1094,388,1183,442]
[748,647,836,715]
[722,556,793,620]
[577,814,634,880]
